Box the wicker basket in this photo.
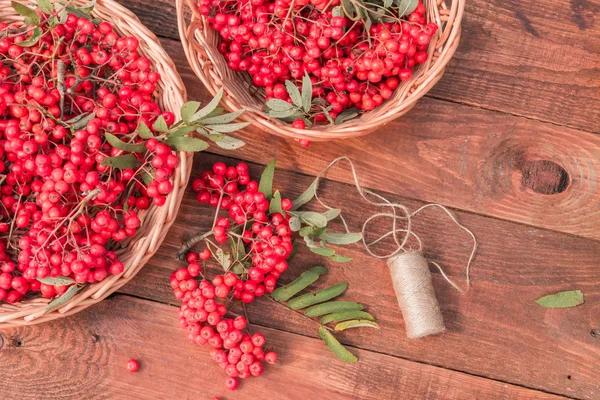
[0,0,192,328]
[177,0,464,141]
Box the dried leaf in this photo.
[288,282,348,310]
[319,326,357,363]
[271,266,327,302]
[258,159,277,201]
[164,137,209,152]
[101,154,140,169]
[335,320,380,331]
[535,290,584,308]
[105,133,147,153]
[37,276,75,286]
[321,232,362,245]
[304,301,363,317]
[320,311,374,325]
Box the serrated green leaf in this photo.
[201,109,245,125]
[54,2,68,23]
[335,320,380,331]
[164,137,209,152]
[37,276,75,286]
[168,125,198,137]
[206,122,250,133]
[153,115,169,133]
[12,2,40,25]
[310,247,335,257]
[335,108,359,124]
[289,216,301,232]
[17,28,43,47]
[271,266,327,302]
[319,326,357,363]
[200,106,225,120]
[321,311,374,325]
[323,208,341,221]
[285,80,303,109]
[269,190,282,213]
[288,282,348,310]
[301,73,312,113]
[136,122,154,139]
[76,0,96,13]
[105,133,147,153]
[330,254,352,263]
[292,179,318,210]
[181,101,201,124]
[297,211,327,228]
[397,0,418,16]
[37,0,53,13]
[321,232,362,245]
[46,284,81,311]
[304,301,363,317]
[265,98,295,112]
[258,159,276,201]
[211,134,245,150]
[535,290,584,308]
[267,108,300,119]
[192,88,223,121]
[101,154,141,169]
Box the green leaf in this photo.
[299,226,314,237]
[200,106,225,120]
[105,133,147,153]
[192,88,223,121]
[37,276,75,286]
[76,0,96,13]
[310,247,335,257]
[258,159,277,201]
[181,101,201,124]
[164,137,209,152]
[17,28,43,47]
[153,115,169,133]
[269,190,282,214]
[301,73,312,113]
[335,320,380,331]
[292,179,318,210]
[287,239,299,263]
[12,2,40,25]
[45,285,81,311]
[297,211,327,228]
[267,108,300,119]
[323,208,341,221]
[136,122,154,139]
[321,232,362,245]
[319,326,357,363]
[141,172,153,185]
[321,311,374,325]
[37,0,53,13]
[289,216,301,232]
[211,134,245,150]
[285,80,303,109]
[271,266,327,302]
[304,301,363,317]
[66,112,95,131]
[335,108,359,124]
[265,98,295,112]
[340,0,358,20]
[54,2,68,23]
[288,282,348,310]
[397,0,418,17]
[330,254,352,263]
[101,154,140,169]
[535,290,584,308]
[168,126,198,137]
[206,122,250,133]
[332,5,344,17]
[215,248,232,271]
[201,109,245,125]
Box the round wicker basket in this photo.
[0,0,192,328]
[176,0,465,141]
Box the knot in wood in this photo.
[520,160,570,194]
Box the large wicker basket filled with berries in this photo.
[0,0,197,327]
[177,0,465,142]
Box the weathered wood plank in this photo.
[159,36,600,241]
[119,153,600,399]
[118,0,600,132]
[0,295,568,400]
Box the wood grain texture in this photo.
[156,36,600,241]
[117,0,600,132]
[119,153,600,399]
[0,295,568,400]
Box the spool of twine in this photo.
[387,251,446,339]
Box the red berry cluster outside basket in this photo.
[0,9,178,304]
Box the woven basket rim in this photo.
[176,0,465,141]
[0,0,192,328]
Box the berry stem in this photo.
[176,230,215,260]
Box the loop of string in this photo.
[307,156,477,293]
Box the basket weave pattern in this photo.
[177,0,465,141]
[0,0,192,328]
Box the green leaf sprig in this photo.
[271,266,378,363]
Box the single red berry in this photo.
[224,377,239,390]
[126,359,140,372]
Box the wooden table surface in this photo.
[2,0,600,399]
